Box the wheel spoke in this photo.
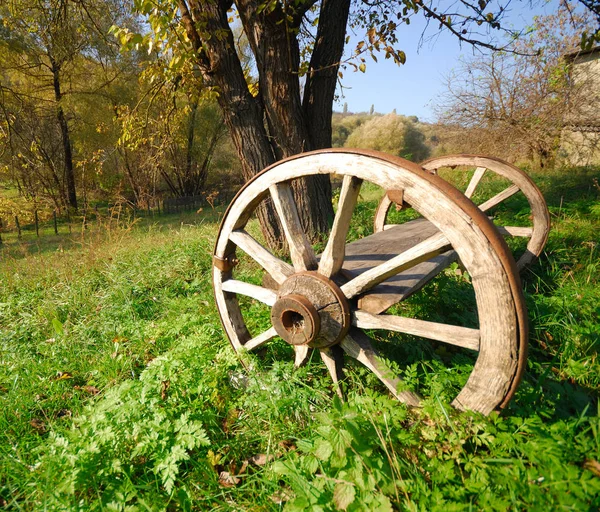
[340,232,450,299]
[230,229,293,285]
[354,311,480,350]
[319,175,363,278]
[244,326,278,351]
[496,226,533,238]
[294,345,311,367]
[320,346,345,398]
[269,183,318,272]
[221,279,277,306]
[478,184,520,212]
[340,329,421,406]
[464,167,487,199]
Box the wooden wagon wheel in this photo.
[213,149,528,414]
[374,154,550,270]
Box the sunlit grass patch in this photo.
[1,166,599,510]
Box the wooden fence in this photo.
[0,193,231,245]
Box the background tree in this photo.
[117,82,230,203]
[345,113,430,161]
[0,0,132,211]
[122,0,541,247]
[436,3,595,169]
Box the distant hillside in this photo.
[332,112,529,165]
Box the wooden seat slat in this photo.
[341,218,457,314]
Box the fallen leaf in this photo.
[30,418,46,433]
[56,409,72,418]
[55,372,73,381]
[237,460,248,475]
[278,439,297,452]
[161,380,170,400]
[218,471,240,487]
[584,459,600,477]
[249,453,274,466]
[271,487,294,504]
[74,385,100,395]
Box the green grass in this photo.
[1,166,599,510]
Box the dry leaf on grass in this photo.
[74,385,100,395]
[160,380,170,400]
[218,471,240,487]
[30,419,46,434]
[584,459,600,477]
[270,487,294,505]
[249,453,274,466]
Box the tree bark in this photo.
[182,0,284,248]
[180,0,345,247]
[303,0,351,150]
[50,59,77,210]
[236,0,335,238]
[184,96,199,196]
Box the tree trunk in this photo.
[303,0,351,150]
[51,60,77,210]
[182,0,285,248]
[183,97,198,196]
[180,0,348,247]
[196,126,222,194]
[236,0,335,238]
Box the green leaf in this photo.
[302,455,319,474]
[333,482,355,510]
[271,460,289,475]
[52,317,64,336]
[314,439,333,461]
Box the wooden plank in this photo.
[269,183,318,271]
[354,310,480,350]
[340,218,457,314]
[230,229,293,284]
[319,175,362,278]
[221,279,277,306]
[357,251,457,314]
[340,224,450,299]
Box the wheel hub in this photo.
[270,272,351,348]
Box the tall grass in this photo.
[1,167,599,510]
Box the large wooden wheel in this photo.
[374,154,550,270]
[213,149,528,414]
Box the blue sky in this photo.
[335,0,563,121]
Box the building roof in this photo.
[564,45,600,61]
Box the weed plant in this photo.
[1,167,599,510]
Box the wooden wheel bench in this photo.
[212,150,550,414]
